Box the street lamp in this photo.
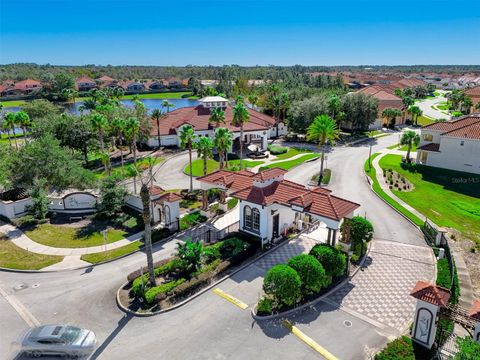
[346,250,354,276]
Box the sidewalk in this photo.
[371,151,475,309]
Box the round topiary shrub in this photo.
[309,244,346,278]
[257,297,273,315]
[263,264,301,307]
[287,254,329,295]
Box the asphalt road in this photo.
[0,134,427,360]
[415,91,451,121]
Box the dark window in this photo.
[244,206,252,229]
[252,208,260,231]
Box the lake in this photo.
[3,98,199,115]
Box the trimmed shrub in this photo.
[144,279,186,304]
[257,297,273,315]
[436,258,451,289]
[375,336,433,360]
[267,144,288,155]
[287,254,329,295]
[263,265,301,307]
[309,244,346,278]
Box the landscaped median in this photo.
[259,153,319,172]
[184,158,264,176]
[117,235,260,314]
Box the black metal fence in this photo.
[185,221,240,244]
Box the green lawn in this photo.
[23,223,130,248]
[259,153,320,171]
[0,233,64,270]
[80,241,142,264]
[0,100,28,108]
[398,143,417,152]
[417,115,435,126]
[273,147,312,160]
[184,158,264,177]
[94,156,164,180]
[364,154,424,227]
[379,155,480,245]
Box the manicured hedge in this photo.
[375,336,433,360]
[267,144,288,155]
[287,254,329,295]
[263,265,302,307]
[309,244,346,278]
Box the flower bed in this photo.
[119,235,259,313]
[255,243,347,316]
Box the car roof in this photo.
[29,325,66,340]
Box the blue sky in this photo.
[1,0,479,66]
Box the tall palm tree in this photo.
[213,127,233,169]
[400,130,420,163]
[15,111,31,144]
[328,94,341,120]
[162,100,175,114]
[209,107,225,128]
[196,137,214,211]
[179,125,197,192]
[125,117,140,193]
[231,101,250,169]
[151,109,163,148]
[3,112,16,148]
[401,96,414,123]
[247,93,259,109]
[408,106,423,126]
[112,87,125,101]
[461,97,473,114]
[110,117,126,176]
[83,98,97,111]
[381,108,402,128]
[140,182,156,286]
[306,114,340,186]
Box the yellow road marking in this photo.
[212,288,248,309]
[283,320,339,360]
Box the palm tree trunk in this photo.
[22,126,28,144]
[406,143,412,163]
[140,184,156,286]
[12,127,18,150]
[239,126,244,170]
[189,146,193,192]
[225,151,229,169]
[133,134,138,194]
[6,130,12,148]
[219,150,224,169]
[156,119,161,149]
[318,144,325,187]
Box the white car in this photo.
[20,325,96,358]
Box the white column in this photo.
[411,299,440,349]
[261,134,268,151]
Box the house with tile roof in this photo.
[465,86,480,112]
[76,77,97,91]
[198,168,360,246]
[416,114,480,174]
[147,96,287,150]
[354,85,404,128]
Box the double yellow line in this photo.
[283,320,339,360]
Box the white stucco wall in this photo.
[411,299,440,349]
[265,203,296,240]
[239,200,268,241]
[0,198,33,220]
[422,136,480,174]
[48,192,97,214]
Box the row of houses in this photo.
[75,76,189,92]
[0,79,42,96]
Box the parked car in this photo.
[19,325,96,358]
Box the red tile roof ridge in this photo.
[469,299,480,319]
[253,168,288,181]
[410,281,450,307]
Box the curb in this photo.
[116,237,294,317]
[251,242,372,321]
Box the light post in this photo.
[102,229,108,254]
[346,250,354,276]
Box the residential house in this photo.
[125,81,145,91]
[355,85,404,128]
[76,77,97,91]
[198,168,360,246]
[165,78,183,88]
[416,114,480,174]
[147,96,287,149]
[11,79,42,95]
[465,87,480,112]
[147,81,166,90]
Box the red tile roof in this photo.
[13,79,41,90]
[417,143,440,152]
[155,192,182,203]
[423,115,480,140]
[98,75,114,82]
[149,185,165,196]
[253,168,287,181]
[410,281,450,307]
[150,105,276,136]
[76,76,96,84]
[199,170,360,221]
[465,86,480,96]
[469,299,480,320]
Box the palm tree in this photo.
[461,97,473,114]
[196,137,214,211]
[209,107,225,128]
[401,96,414,123]
[179,125,197,192]
[15,111,31,144]
[151,109,163,148]
[381,108,402,128]
[112,87,124,101]
[328,94,341,120]
[408,106,423,126]
[82,98,97,111]
[306,114,340,186]
[367,130,376,170]
[110,117,126,176]
[140,182,156,286]
[162,100,175,114]
[247,94,259,109]
[61,88,78,103]
[99,151,111,176]
[3,112,16,148]
[400,130,420,163]
[125,117,140,193]
[213,127,233,169]
[231,101,250,169]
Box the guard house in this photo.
[197,168,360,246]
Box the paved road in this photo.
[415,91,451,121]
[0,134,434,360]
